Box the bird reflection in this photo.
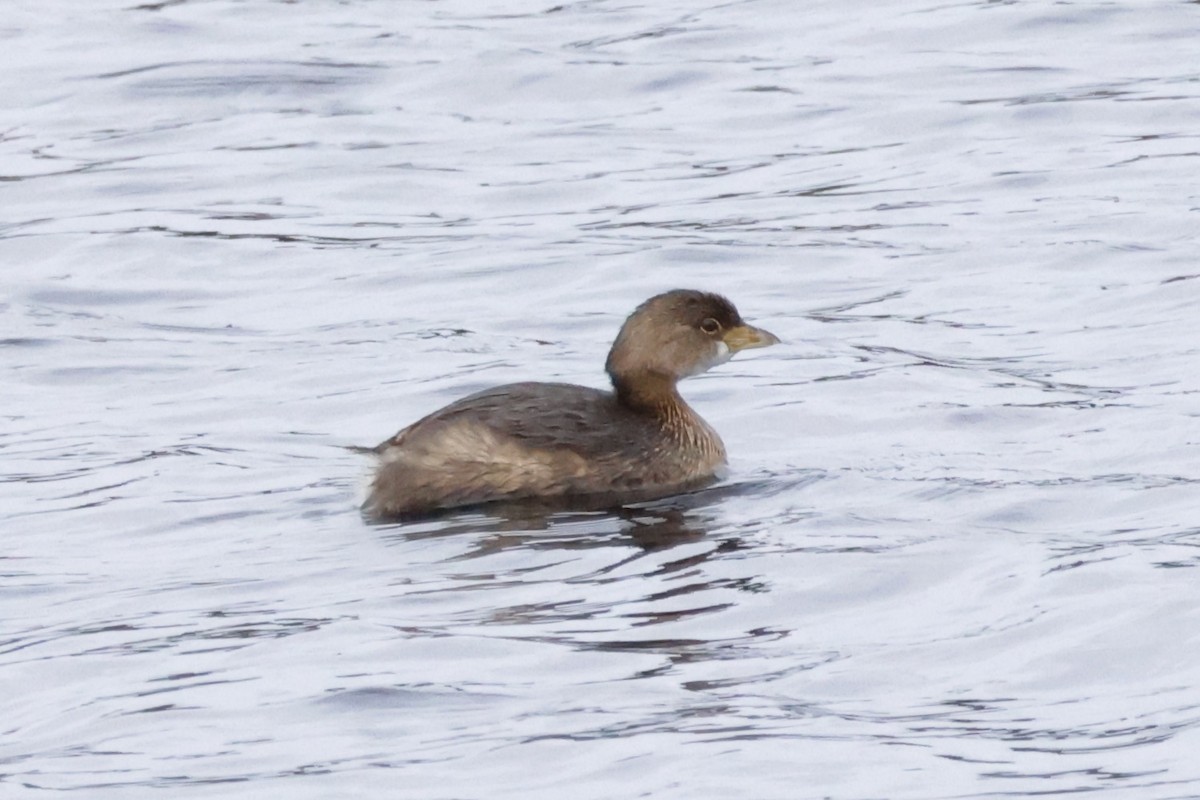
[379,501,714,555]
[371,479,765,556]
[369,483,785,670]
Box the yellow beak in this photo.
[722,323,781,354]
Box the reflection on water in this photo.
[3,0,1200,797]
[385,504,714,553]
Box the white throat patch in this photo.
[682,340,732,378]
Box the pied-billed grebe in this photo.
[364,289,778,518]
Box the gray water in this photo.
[4,1,1200,798]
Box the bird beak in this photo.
[722,323,781,354]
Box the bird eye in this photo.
[700,318,721,335]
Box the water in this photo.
[3,0,1199,797]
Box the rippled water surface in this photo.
[4,1,1200,797]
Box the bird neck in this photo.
[610,370,682,415]
[611,370,726,464]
